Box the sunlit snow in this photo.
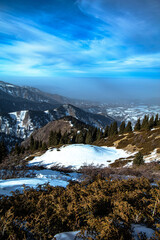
[29,144,132,169]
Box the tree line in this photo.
[105,113,160,137]
[10,113,160,155]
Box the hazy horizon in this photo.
[1,77,160,103]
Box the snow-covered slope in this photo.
[0,110,52,139]
[29,144,132,169]
[0,105,115,140]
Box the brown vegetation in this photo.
[96,127,160,156]
[0,178,159,240]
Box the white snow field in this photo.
[0,170,80,196]
[29,144,132,169]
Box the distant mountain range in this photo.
[0,104,115,140]
[0,81,116,145]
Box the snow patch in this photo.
[0,169,81,196]
[29,144,132,169]
[0,177,68,196]
[53,224,155,240]
[145,149,160,163]
[54,231,80,240]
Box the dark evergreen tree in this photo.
[76,131,85,143]
[141,115,149,130]
[30,136,34,150]
[42,142,47,151]
[125,121,132,133]
[149,115,154,130]
[21,146,25,154]
[49,131,54,146]
[60,132,69,144]
[119,121,125,134]
[96,128,103,140]
[104,125,109,137]
[108,123,113,136]
[85,131,93,144]
[14,142,21,155]
[134,118,141,131]
[71,134,76,144]
[109,122,118,136]
[92,128,97,142]
[133,152,144,166]
[56,130,62,144]
[49,131,61,146]
[154,114,159,126]
[34,140,39,150]
[39,141,42,149]
[52,132,58,145]
[0,141,7,163]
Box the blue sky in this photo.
[0,0,160,100]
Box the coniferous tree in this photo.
[60,132,69,144]
[109,122,118,136]
[125,121,132,133]
[57,130,62,144]
[39,141,42,149]
[30,136,34,150]
[108,123,113,136]
[34,140,39,150]
[49,131,54,146]
[133,152,144,166]
[92,128,97,142]
[21,146,25,154]
[0,141,7,163]
[42,142,47,151]
[119,121,125,134]
[71,134,76,144]
[154,114,159,126]
[96,128,103,140]
[141,115,149,130]
[104,125,109,137]
[149,115,154,130]
[85,131,93,144]
[52,132,58,145]
[76,131,85,143]
[134,118,141,131]
[14,142,21,155]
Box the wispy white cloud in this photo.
[0,6,160,78]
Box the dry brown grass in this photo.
[98,127,160,156]
[79,162,160,183]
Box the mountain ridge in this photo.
[0,104,116,141]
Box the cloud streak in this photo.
[0,0,160,80]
